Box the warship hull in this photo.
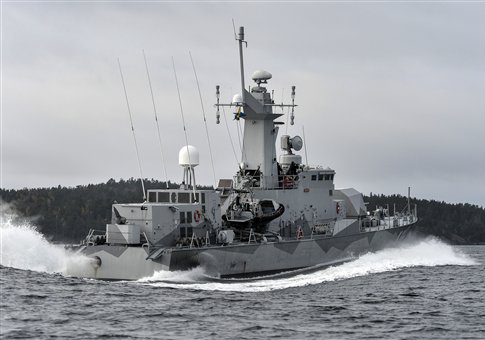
[68,222,417,281]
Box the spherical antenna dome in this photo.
[178,145,199,167]
[232,93,243,105]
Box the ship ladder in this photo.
[248,228,256,244]
[190,233,200,248]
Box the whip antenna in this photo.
[189,51,217,188]
[142,50,169,189]
[117,58,146,201]
[285,106,290,135]
[232,18,237,40]
[172,57,197,199]
[302,125,309,167]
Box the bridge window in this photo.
[171,192,177,203]
[158,192,169,203]
[318,174,324,181]
[201,193,206,204]
[179,192,190,203]
[187,211,193,223]
[329,189,333,196]
[311,175,317,181]
[180,211,186,223]
[148,192,157,202]
[325,174,330,180]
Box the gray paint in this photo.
[71,23,423,280]
[76,221,416,280]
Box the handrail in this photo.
[234,174,300,190]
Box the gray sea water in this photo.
[1,219,484,339]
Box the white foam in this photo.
[138,237,477,292]
[138,266,209,283]
[0,215,92,275]
[0,211,477,289]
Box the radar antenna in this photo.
[302,125,309,166]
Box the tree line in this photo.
[1,179,484,244]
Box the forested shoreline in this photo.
[1,178,484,244]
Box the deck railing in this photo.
[233,174,300,190]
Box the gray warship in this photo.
[68,27,418,280]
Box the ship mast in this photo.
[237,27,247,104]
[215,26,298,189]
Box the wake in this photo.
[138,237,477,292]
[0,214,92,275]
[0,210,477,290]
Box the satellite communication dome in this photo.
[232,93,243,105]
[178,145,199,167]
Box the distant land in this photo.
[1,178,484,245]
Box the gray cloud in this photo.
[2,3,484,206]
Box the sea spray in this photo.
[0,215,93,275]
[0,213,477,288]
[138,266,210,283]
[138,237,477,292]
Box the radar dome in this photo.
[251,70,272,84]
[178,145,199,167]
[232,93,243,105]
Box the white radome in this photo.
[178,145,199,167]
[251,70,272,82]
[232,93,243,105]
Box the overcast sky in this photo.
[1,2,484,207]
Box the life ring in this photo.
[193,210,202,222]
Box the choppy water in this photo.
[1,217,484,339]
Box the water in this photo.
[1,217,484,339]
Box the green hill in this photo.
[1,179,484,244]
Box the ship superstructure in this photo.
[68,27,417,280]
